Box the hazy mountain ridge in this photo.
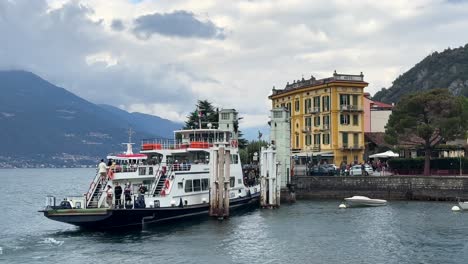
[0,70,181,167]
[373,44,468,103]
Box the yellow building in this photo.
[268,71,368,165]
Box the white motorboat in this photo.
[344,196,387,207]
[458,201,468,210]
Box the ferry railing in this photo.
[85,169,101,208]
[149,163,163,195]
[141,138,228,150]
[151,164,175,197]
[95,174,111,209]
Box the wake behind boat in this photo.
[40,109,260,230]
[344,196,387,207]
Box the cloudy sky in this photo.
[1,0,468,132]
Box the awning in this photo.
[369,150,399,158]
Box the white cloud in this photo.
[3,0,468,137]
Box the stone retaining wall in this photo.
[289,175,468,201]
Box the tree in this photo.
[385,89,468,176]
[184,100,218,129]
[239,140,269,164]
[184,99,248,148]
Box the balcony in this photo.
[340,105,363,112]
[341,144,364,150]
[302,126,312,134]
[309,107,320,114]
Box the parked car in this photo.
[308,164,337,176]
[348,164,374,176]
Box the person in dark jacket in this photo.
[124,182,132,209]
[114,182,123,208]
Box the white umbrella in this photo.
[369,150,399,158]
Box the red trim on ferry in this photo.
[142,143,162,150]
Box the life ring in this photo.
[164,179,170,189]
[230,140,238,148]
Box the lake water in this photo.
[1,168,468,264]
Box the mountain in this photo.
[373,44,468,103]
[0,70,179,167]
[99,104,182,139]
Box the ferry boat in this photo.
[40,110,260,229]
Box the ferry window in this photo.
[238,179,242,184]
[149,167,153,175]
[185,180,193,193]
[230,177,235,188]
[193,179,201,192]
[202,179,209,191]
[221,113,230,120]
[138,167,146,175]
[231,154,239,164]
[178,182,183,189]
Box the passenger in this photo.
[114,182,123,208]
[361,163,366,176]
[138,184,147,195]
[136,184,147,208]
[107,159,112,167]
[105,185,113,208]
[98,159,107,182]
[124,183,132,209]
[111,160,116,171]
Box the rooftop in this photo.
[270,71,367,98]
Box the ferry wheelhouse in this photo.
[41,109,260,229]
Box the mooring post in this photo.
[217,146,225,218]
[224,148,231,217]
[209,148,219,216]
[260,146,280,208]
[260,147,267,207]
